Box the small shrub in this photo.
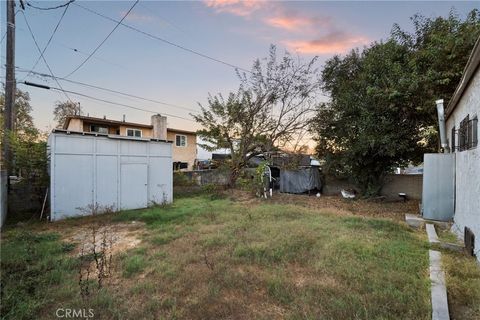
[236,163,270,197]
[201,183,218,194]
[236,176,254,191]
[173,172,194,187]
[201,183,225,200]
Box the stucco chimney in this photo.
[151,114,167,140]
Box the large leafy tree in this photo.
[53,100,82,128]
[312,41,422,195]
[0,89,38,138]
[194,46,321,187]
[0,89,48,185]
[311,10,480,196]
[392,9,480,149]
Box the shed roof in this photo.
[51,128,173,143]
[64,115,153,129]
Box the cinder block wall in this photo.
[180,170,230,186]
[381,174,423,199]
[176,169,424,200]
[323,174,423,200]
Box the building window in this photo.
[459,116,469,151]
[175,135,187,147]
[458,115,478,151]
[451,126,456,152]
[472,116,478,148]
[126,128,142,137]
[90,125,108,134]
[173,162,188,171]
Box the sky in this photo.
[1,0,479,135]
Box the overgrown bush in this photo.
[236,176,254,191]
[1,90,49,221]
[173,172,195,187]
[201,183,226,200]
[236,163,270,197]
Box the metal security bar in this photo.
[457,116,478,151]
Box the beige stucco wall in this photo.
[67,118,83,131]
[167,131,197,170]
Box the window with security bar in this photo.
[458,115,478,151]
[451,126,455,152]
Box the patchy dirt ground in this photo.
[31,218,147,257]
[63,221,145,256]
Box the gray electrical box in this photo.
[422,153,455,221]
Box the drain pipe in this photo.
[436,99,450,153]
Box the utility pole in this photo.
[3,0,15,175]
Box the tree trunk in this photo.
[228,167,241,189]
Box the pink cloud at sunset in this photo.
[203,0,265,17]
[284,31,370,54]
[264,15,333,31]
[203,1,369,55]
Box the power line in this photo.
[55,42,131,71]
[20,11,73,103]
[2,29,129,71]
[26,0,75,11]
[15,67,198,112]
[73,2,252,74]
[64,0,139,78]
[23,3,71,81]
[0,11,21,45]
[21,81,196,122]
[57,88,196,122]
[0,31,6,45]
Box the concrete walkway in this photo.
[429,250,450,320]
[426,223,440,244]
[426,223,450,320]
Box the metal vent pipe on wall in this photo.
[436,99,450,153]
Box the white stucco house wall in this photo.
[445,37,480,262]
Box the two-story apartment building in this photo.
[63,114,197,170]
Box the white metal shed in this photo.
[48,130,173,221]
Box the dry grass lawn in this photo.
[1,190,479,320]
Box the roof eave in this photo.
[446,36,480,119]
